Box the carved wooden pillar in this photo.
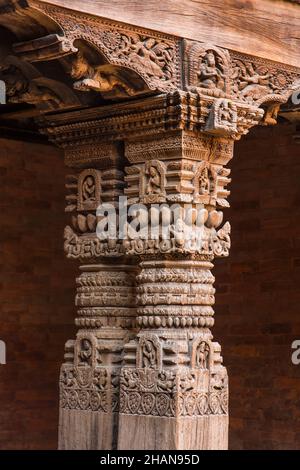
[58,142,137,450]
[117,127,234,450]
[46,89,264,450]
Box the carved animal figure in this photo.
[71,52,136,96]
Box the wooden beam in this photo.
[36,0,300,67]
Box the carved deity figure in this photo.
[142,340,157,368]
[170,218,186,247]
[196,341,210,369]
[82,175,96,203]
[146,165,162,195]
[218,100,236,125]
[233,61,270,101]
[198,51,225,90]
[129,38,165,78]
[79,339,93,366]
[199,167,210,195]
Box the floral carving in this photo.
[119,368,228,417]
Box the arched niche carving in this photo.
[184,41,232,97]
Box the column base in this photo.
[118,414,228,450]
[59,408,118,450]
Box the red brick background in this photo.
[0,138,76,449]
[0,121,299,449]
[214,121,300,449]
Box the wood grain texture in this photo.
[37,0,300,67]
[59,409,118,450]
[118,414,228,450]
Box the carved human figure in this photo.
[142,340,157,368]
[196,342,210,369]
[79,339,93,366]
[198,51,225,89]
[146,165,162,195]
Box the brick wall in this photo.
[0,138,76,449]
[214,122,300,449]
[0,121,299,449]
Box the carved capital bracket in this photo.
[0,0,299,119]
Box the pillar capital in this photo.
[1,1,299,132]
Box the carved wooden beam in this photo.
[13,33,77,61]
[0,0,299,114]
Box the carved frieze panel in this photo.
[184,39,300,126]
[60,364,119,413]
[119,366,228,417]
[230,53,300,105]
[31,0,181,93]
